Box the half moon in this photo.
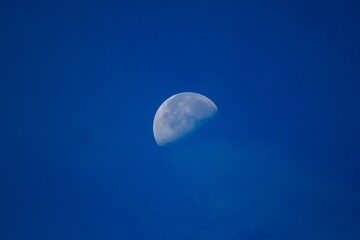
[153,92,218,146]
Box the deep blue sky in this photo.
[1,0,359,239]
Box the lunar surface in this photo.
[153,92,218,146]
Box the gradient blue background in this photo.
[1,0,359,239]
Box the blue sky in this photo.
[1,0,359,239]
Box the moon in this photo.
[153,92,218,146]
